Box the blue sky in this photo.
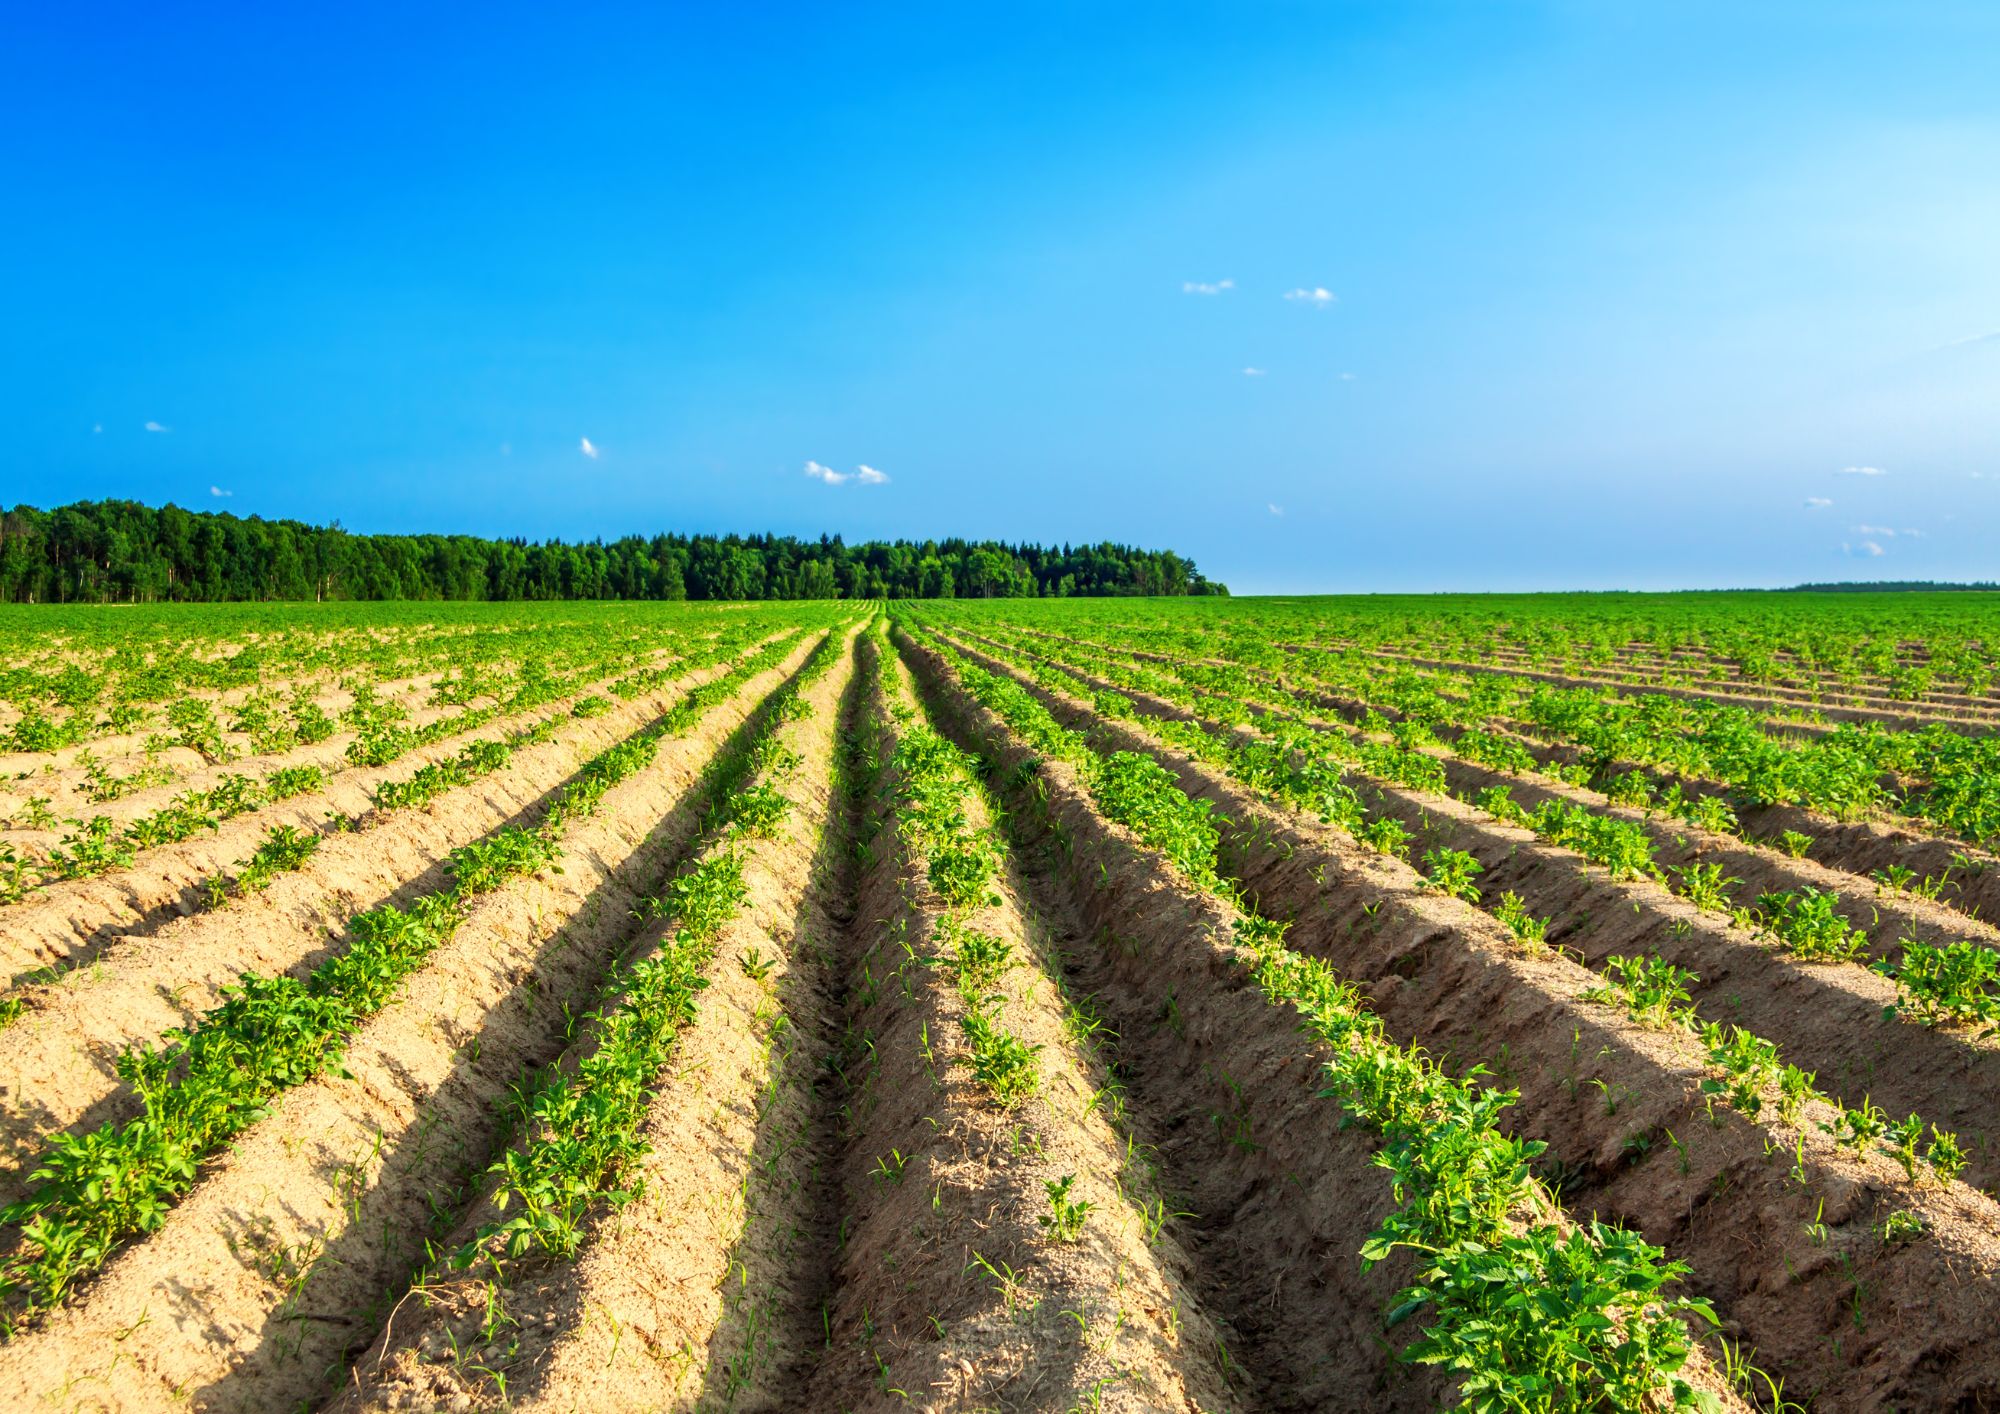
[5,2,1998,594]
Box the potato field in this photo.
[6,594,2000,1412]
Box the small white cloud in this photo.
[1182,279,1234,295]
[1837,465,1886,476]
[1283,287,1336,307]
[1337,371,1356,381]
[1267,502,1285,517]
[804,460,850,485]
[579,437,600,459]
[1842,540,1886,557]
[1805,497,1833,509]
[92,423,103,434]
[856,464,890,485]
[1242,367,1267,377]
[209,486,232,498]
[144,420,169,433]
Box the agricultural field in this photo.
[5,593,2000,1411]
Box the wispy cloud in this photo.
[1283,287,1336,307]
[856,464,890,485]
[144,420,169,433]
[1853,524,1923,538]
[1843,540,1887,558]
[1267,503,1285,517]
[1241,367,1266,377]
[1337,371,1356,381]
[804,460,850,485]
[579,436,600,459]
[1182,279,1234,295]
[209,486,232,498]
[1837,465,1886,476]
[1805,497,1833,509]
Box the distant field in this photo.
[5,593,2000,1410]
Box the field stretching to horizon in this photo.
[6,592,2000,1411]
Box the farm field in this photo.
[5,594,2000,1411]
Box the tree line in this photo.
[0,500,1226,604]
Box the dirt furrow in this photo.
[1006,623,2000,932]
[0,643,724,979]
[950,631,2000,1178]
[324,625,860,1414]
[917,632,2000,1410]
[0,652,762,1198]
[0,635,826,1414]
[786,631,1234,1413]
[900,633,1481,1413]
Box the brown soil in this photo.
[0,647,705,974]
[0,635,828,1414]
[923,633,2000,1410]
[0,655,759,1200]
[902,631,1471,1413]
[798,636,1231,1413]
[323,624,861,1413]
[994,622,2000,936]
[956,630,2000,1187]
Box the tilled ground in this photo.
[7,613,1997,1412]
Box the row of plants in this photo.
[966,621,2000,1020]
[1233,622,2000,845]
[929,624,1977,1207]
[875,634,1047,1112]
[0,630,746,906]
[900,623,1724,1412]
[466,627,844,1265]
[987,610,2000,852]
[0,626,819,1323]
[0,608,703,757]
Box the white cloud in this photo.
[1182,279,1234,295]
[144,420,169,433]
[804,460,850,485]
[1852,524,1924,538]
[1283,287,1336,307]
[579,437,599,459]
[1337,371,1356,381]
[1805,497,1832,508]
[1837,465,1886,476]
[1242,367,1266,377]
[209,486,232,498]
[856,464,890,485]
[1842,540,1887,557]
[92,423,103,434]
[1267,503,1285,517]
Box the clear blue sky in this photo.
[6,2,1998,593]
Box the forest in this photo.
[0,500,1224,603]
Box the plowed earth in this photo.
[7,605,1999,1412]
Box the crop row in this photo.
[0,628,815,1322]
[940,620,2000,1166]
[900,621,1730,1410]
